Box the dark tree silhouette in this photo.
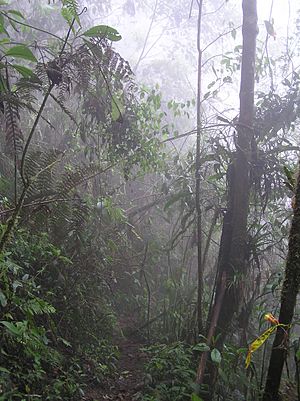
[263,162,300,400]
[197,0,258,398]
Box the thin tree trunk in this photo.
[197,1,257,398]
[195,0,204,337]
[262,161,300,401]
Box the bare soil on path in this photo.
[84,323,147,401]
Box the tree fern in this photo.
[24,149,63,201]
[56,163,108,197]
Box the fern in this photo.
[48,0,79,16]
[56,163,106,197]
[48,196,90,244]
[35,63,51,88]
[33,40,135,128]
[61,0,80,26]
[62,0,79,15]
[24,149,63,201]
[4,98,23,159]
[50,93,77,125]
[61,7,74,27]
[0,152,16,202]
[69,199,90,234]
[15,78,40,106]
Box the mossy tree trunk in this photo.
[262,162,300,401]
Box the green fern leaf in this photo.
[4,98,23,159]
[62,0,80,26]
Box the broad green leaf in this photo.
[12,280,22,292]
[0,366,9,373]
[283,165,295,190]
[7,10,25,20]
[193,343,210,352]
[5,45,37,62]
[0,13,5,34]
[164,190,189,211]
[191,393,204,401]
[12,64,34,78]
[0,17,8,36]
[7,18,17,32]
[111,94,124,122]
[211,348,222,364]
[58,337,72,347]
[0,290,7,307]
[82,25,122,41]
[26,298,55,315]
[1,321,21,335]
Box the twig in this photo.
[140,243,150,343]
[1,12,65,42]
[134,0,159,72]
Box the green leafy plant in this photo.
[141,343,196,401]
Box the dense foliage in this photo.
[0,1,300,401]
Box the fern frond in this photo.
[24,149,63,200]
[4,98,23,159]
[49,197,89,243]
[0,152,14,178]
[69,199,90,233]
[57,75,71,101]
[62,0,80,24]
[50,93,77,125]
[56,163,106,197]
[35,63,50,88]
[0,152,16,202]
[63,0,79,15]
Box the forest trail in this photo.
[85,320,147,401]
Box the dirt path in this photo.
[84,335,147,401]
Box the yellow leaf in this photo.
[245,322,290,368]
[245,352,251,369]
[245,325,277,368]
[264,313,279,325]
[250,326,277,353]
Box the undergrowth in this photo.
[0,228,119,400]
[140,343,197,401]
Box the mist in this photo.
[0,1,299,401]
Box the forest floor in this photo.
[85,317,147,401]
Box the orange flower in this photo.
[264,313,279,326]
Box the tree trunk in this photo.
[197,0,257,398]
[195,0,204,336]
[262,162,300,401]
